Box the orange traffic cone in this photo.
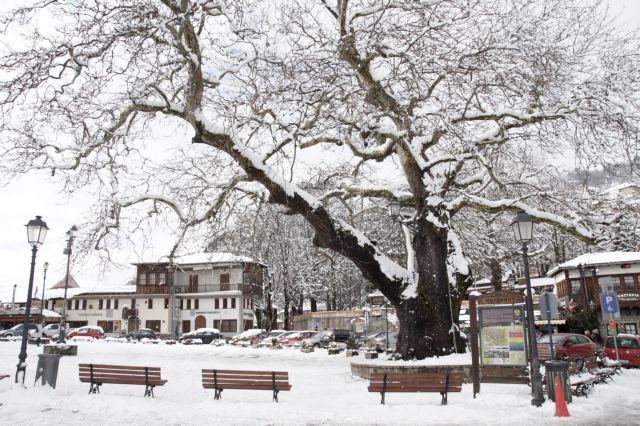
[554,376,570,417]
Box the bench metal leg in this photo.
[144,385,155,398]
[273,389,279,403]
[380,391,385,405]
[440,392,448,405]
[89,383,101,395]
[214,388,223,400]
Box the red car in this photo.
[280,331,317,347]
[604,334,640,367]
[537,333,598,369]
[66,326,105,339]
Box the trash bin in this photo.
[544,360,571,404]
[35,353,62,389]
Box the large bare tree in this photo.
[1,0,638,359]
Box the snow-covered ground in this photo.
[0,340,638,425]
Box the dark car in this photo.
[319,329,356,347]
[0,323,42,337]
[126,328,158,341]
[179,328,222,344]
[537,333,598,369]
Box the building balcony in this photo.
[136,284,171,295]
[136,283,264,295]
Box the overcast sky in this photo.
[0,0,639,303]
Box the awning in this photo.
[534,319,565,325]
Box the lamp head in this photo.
[511,210,533,242]
[25,215,49,247]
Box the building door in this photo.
[244,320,253,331]
[145,320,161,332]
[195,315,206,329]
[182,320,191,333]
[220,273,230,291]
[128,317,140,332]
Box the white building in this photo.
[40,252,267,338]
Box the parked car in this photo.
[230,329,266,346]
[126,328,158,341]
[0,323,42,337]
[256,330,289,347]
[42,323,67,338]
[179,328,222,344]
[537,333,598,369]
[301,332,324,348]
[604,334,640,367]
[374,332,398,352]
[280,330,317,347]
[67,325,104,339]
[319,329,356,348]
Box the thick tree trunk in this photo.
[490,258,502,291]
[283,287,290,330]
[310,297,317,312]
[394,221,467,359]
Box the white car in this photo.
[42,323,67,338]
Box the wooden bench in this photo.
[79,363,167,397]
[202,369,291,402]
[571,376,597,397]
[480,366,529,385]
[368,371,463,405]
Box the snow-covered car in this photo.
[256,330,288,347]
[299,332,324,348]
[179,328,223,344]
[0,323,42,338]
[230,329,266,346]
[281,330,318,347]
[67,325,104,339]
[374,332,398,352]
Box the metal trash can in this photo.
[35,353,62,389]
[545,360,571,404]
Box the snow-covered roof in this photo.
[135,252,263,266]
[548,252,640,276]
[44,285,136,299]
[50,274,80,289]
[604,181,640,193]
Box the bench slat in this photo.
[202,373,289,380]
[79,364,161,372]
[202,369,288,377]
[203,383,292,390]
[80,373,163,381]
[80,378,167,386]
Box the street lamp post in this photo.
[15,215,49,384]
[511,211,545,407]
[58,225,77,343]
[40,262,49,325]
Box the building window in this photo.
[194,299,199,310]
[114,299,119,309]
[243,272,254,284]
[74,300,79,310]
[139,273,147,286]
[145,320,161,332]
[179,299,184,309]
[106,299,111,309]
[82,300,87,310]
[624,323,638,335]
[149,273,156,285]
[98,299,104,309]
[189,274,199,292]
[623,275,634,289]
[215,298,219,309]
[221,320,237,333]
[570,279,581,296]
[223,298,228,309]
[148,298,153,309]
[231,298,236,309]
[164,298,169,309]
[214,319,220,330]
[220,273,230,291]
[187,299,192,310]
[159,273,166,285]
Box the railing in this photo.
[136,283,264,295]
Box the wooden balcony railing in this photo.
[136,283,264,295]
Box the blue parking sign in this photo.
[601,293,619,313]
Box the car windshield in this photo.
[537,334,567,344]
[607,337,640,349]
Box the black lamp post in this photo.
[58,225,77,343]
[15,215,49,384]
[511,211,545,407]
[40,261,49,325]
